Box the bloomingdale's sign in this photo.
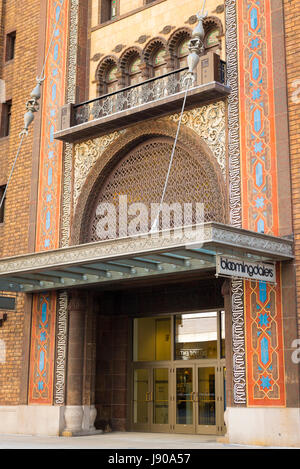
[216,255,276,283]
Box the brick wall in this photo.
[0,0,44,405]
[95,314,129,431]
[284,0,300,337]
[0,292,25,404]
[0,0,42,258]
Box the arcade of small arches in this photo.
[95,18,223,95]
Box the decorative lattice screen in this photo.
[87,137,225,241]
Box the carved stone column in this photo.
[164,54,174,73]
[82,294,98,433]
[139,62,150,81]
[62,290,86,436]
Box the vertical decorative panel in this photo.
[28,293,56,404]
[237,0,286,406]
[245,266,285,406]
[29,0,70,405]
[225,0,247,405]
[35,0,69,252]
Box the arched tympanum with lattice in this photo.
[83,136,226,243]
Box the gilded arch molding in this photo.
[71,107,227,245]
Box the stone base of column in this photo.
[62,405,103,437]
[62,429,103,437]
[225,407,300,447]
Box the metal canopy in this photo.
[0,223,293,293]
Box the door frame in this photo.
[172,364,196,434]
[130,363,171,433]
[196,363,219,435]
[129,310,226,435]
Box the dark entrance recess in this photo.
[94,276,224,432]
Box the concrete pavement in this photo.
[0,432,273,449]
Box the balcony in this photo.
[55,52,230,143]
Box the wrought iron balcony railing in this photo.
[55,53,228,143]
[74,67,189,126]
[73,60,226,126]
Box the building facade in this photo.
[0,0,299,446]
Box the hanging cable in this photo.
[150,4,207,233]
[150,77,193,233]
[0,3,64,211]
[0,134,25,211]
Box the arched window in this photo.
[167,29,191,71]
[128,56,142,85]
[119,48,143,88]
[205,28,220,49]
[97,57,119,96]
[177,38,190,68]
[152,47,167,77]
[106,64,118,93]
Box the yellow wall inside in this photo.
[90,0,225,99]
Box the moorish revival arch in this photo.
[71,120,227,245]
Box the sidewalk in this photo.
[0,432,273,449]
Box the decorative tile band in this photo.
[54,291,68,405]
[238,0,278,236]
[244,266,285,406]
[225,0,247,405]
[28,292,56,404]
[35,0,69,252]
[61,0,79,249]
[238,0,286,406]
[29,0,70,405]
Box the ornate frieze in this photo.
[73,131,123,209]
[168,102,226,176]
[54,291,68,405]
[231,279,246,405]
[55,0,79,406]
[0,223,292,278]
[61,0,79,249]
[225,0,246,406]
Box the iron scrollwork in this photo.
[74,69,188,126]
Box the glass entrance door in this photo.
[196,365,217,434]
[174,367,195,433]
[172,364,225,435]
[132,367,150,432]
[152,367,170,432]
[130,312,226,435]
[132,366,170,432]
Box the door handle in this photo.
[145,392,153,402]
[190,392,198,402]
